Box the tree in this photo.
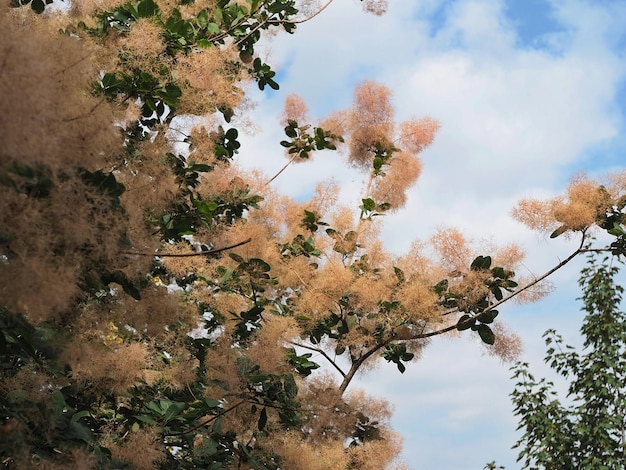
[1,0,626,468]
[511,252,626,469]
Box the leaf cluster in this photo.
[433,255,518,345]
[280,119,344,160]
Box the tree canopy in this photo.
[511,252,626,469]
[1,0,626,468]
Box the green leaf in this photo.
[31,0,45,13]
[229,253,245,264]
[456,314,475,331]
[220,266,233,283]
[492,266,506,278]
[80,169,126,199]
[492,286,503,301]
[393,266,406,284]
[197,9,209,27]
[479,309,499,324]
[401,352,415,362]
[248,258,271,273]
[187,163,212,173]
[433,279,448,294]
[258,407,267,431]
[471,255,492,271]
[284,374,298,399]
[67,420,94,443]
[607,222,626,237]
[161,400,186,422]
[550,225,568,238]
[51,390,67,415]
[476,324,495,345]
[147,400,162,414]
[70,410,91,424]
[361,198,376,212]
[194,199,219,216]
[136,0,158,18]
[225,128,238,140]
[373,156,384,170]
[205,397,221,408]
[136,414,158,426]
[285,123,298,138]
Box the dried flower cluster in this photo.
[514,173,626,235]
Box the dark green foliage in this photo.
[326,228,359,256]
[0,161,55,198]
[350,413,382,446]
[79,169,126,205]
[300,209,328,233]
[213,127,242,161]
[280,119,344,160]
[510,254,626,469]
[97,69,181,127]
[0,308,58,374]
[286,348,320,376]
[381,343,414,373]
[279,233,322,258]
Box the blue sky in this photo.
[236,0,626,468]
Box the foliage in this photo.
[1,0,626,468]
[511,253,626,469]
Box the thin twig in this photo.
[57,54,90,75]
[284,0,335,24]
[264,153,299,186]
[62,98,105,122]
[484,234,587,311]
[122,238,252,258]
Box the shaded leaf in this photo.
[456,314,475,331]
[550,225,568,238]
[477,324,495,345]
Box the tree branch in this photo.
[338,340,390,394]
[264,153,299,186]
